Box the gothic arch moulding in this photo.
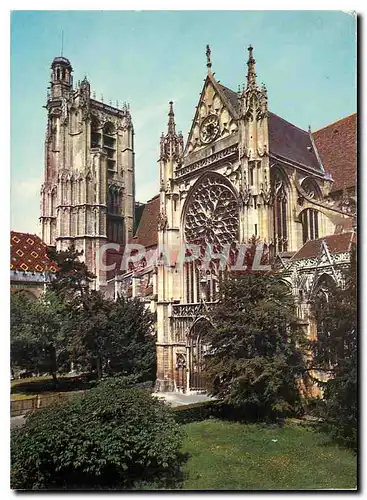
[301,176,322,201]
[313,272,337,298]
[270,165,290,252]
[270,164,291,191]
[182,171,239,248]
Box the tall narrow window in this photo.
[272,168,288,253]
[90,116,101,149]
[301,208,319,243]
[103,122,116,171]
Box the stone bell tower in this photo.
[40,55,135,289]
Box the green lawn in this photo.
[181,419,357,490]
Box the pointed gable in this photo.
[185,74,239,156]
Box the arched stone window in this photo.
[301,177,322,200]
[271,167,289,253]
[300,208,319,243]
[183,172,239,303]
[90,116,101,149]
[312,273,337,365]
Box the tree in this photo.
[68,293,156,382]
[47,245,95,299]
[11,291,68,383]
[106,296,156,382]
[204,274,306,420]
[67,290,110,380]
[310,244,357,450]
[11,292,40,376]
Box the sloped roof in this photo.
[268,112,321,170]
[312,113,357,193]
[292,231,356,261]
[216,83,239,113]
[130,195,160,249]
[214,83,322,171]
[10,231,58,273]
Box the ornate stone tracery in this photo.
[184,174,239,247]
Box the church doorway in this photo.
[186,317,214,392]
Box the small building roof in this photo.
[292,231,356,261]
[51,56,72,69]
[10,231,58,273]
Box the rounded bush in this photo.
[11,378,184,490]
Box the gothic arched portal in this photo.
[186,316,215,392]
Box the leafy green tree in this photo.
[205,274,306,420]
[67,290,110,380]
[11,292,40,376]
[11,379,184,490]
[11,247,156,385]
[310,245,357,450]
[11,291,68,383]
[47,245,95,299]
[68,293,156,382]
[106,296,156,382]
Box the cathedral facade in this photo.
[37,48,356,394]
[152,46,356,392]
[40,56,135,289]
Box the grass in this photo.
[180,419,357,490]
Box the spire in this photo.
[206,44,212,72]
[167,101,176,135]
[61,30,64,57]
[246,44,257,87]
[160,102,183,161]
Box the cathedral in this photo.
[11,46,356,393]
[118,45,356,393]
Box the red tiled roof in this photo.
[313,113,357,193]
[10,231,58,273]
[130,195,160,249]
[292,231,356,261]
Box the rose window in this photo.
[184,175,239,247]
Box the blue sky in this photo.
[10,10,356,235]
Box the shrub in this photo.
[11,378,184,490]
